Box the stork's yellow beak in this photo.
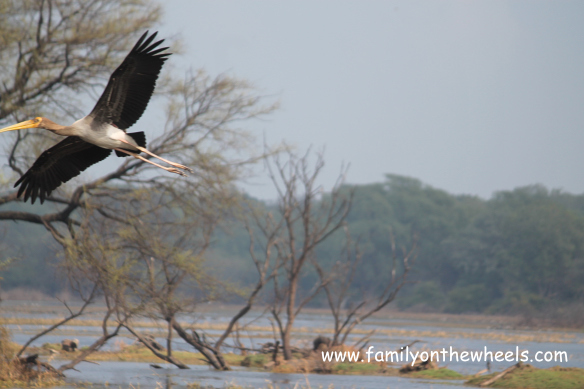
[0,119,41,133]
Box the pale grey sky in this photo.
[157,1,584,200]
[146,2,584,199]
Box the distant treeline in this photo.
[2,174,584,317]
[340,175,584,315]
[210,174,584,316]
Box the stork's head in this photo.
[0,117,61,134]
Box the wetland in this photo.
[2,300,583,389]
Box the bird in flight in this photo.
[0,31,192,204]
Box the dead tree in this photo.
[250,149,353,360]
[16,287,96,358]
[214,220,281,352]
[124,325,188,369]
[57,304,124,374]
[314,228,416,346]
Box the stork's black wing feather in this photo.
[88,31,170,129]
[14,137,112,204]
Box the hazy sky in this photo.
[161,1,584,199]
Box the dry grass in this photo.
[466,364,584,388]
[35,342,247,367]
[0,326,63,388]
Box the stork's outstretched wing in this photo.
[14,137,112,204]
[88,31,171,129]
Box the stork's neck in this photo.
[41,118,76,137]
[54,126,78,137]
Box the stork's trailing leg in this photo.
[115,148,187,176]
[119,139,193,173]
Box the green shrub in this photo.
[444,284,492,313]
[241,353,268,367]
[397,281,447,310]
[487,290,545,314]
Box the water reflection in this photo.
[3,302,583,388]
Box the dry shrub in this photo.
[0,326,62,387]
[0,326,18,380]
[113,339,129,352]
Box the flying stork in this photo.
[0,31,192,204]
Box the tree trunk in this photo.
[479,363,521,387]
[282,272,298,360]
[172,321,230,370]
[125,325,189,370]
[282,327,293,360]
[58,329,119,373]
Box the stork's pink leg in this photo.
[118,140,193,173]
[115,148,187,177]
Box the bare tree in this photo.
[51,185,281,371]
[313,228,416,347]
[0,0,161,124]
[213,219,281,352]
[112,188,285,370]
[0,0,160,374]
[0,69,275,240]
[115,189,232,370]
[3,67,277,367]
[249,149,353,360]
[47,205,136,374]
[0,0,278,375]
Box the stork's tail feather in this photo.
[115,132,147,157]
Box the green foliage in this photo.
[486,291,546,315]
[3,175,584,317]
[331,362,380,374]
[407,368,464,379]
[442,185,584,314]
[240,354,268,367]
[40,343,60,351]
[445,284,492,313]
[0,203,60,294]
[466,365,584,389]
[397,281,447,311]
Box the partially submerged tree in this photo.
[112,189,231,370]
[249,150,353,360]
[55,189,220,370]
[53,185,282,371]
[246,151,417,356]
[313,228,416,347]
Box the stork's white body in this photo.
[71,116,139,150]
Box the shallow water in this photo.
[63,362,467,389]
[2,301,583,388]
